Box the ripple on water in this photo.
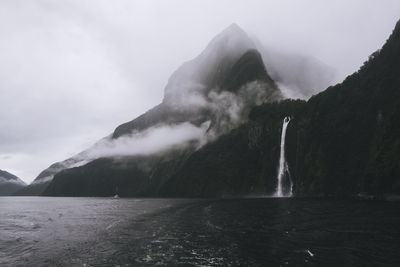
[1,197,400,266]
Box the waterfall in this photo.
[275,116,293,197]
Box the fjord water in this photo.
[1,197,400,266]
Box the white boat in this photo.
[113,186,119,198]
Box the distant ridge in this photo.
[0,169,26,196]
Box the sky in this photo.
[1,0,399,183]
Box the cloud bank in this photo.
[87,122,210,158]
[0,177,25,186]
[86,79,277,160]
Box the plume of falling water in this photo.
[275,116,293,197]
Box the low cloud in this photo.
[62,80,275,166]
[0,177,25,186]
[208,80,281,134]
[86,121,210,158]
[165,80,281,138]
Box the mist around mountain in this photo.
[16,20,400,198]
[287,20,400,197]
[16,24,284,196]
[157,20,400,198]
[231,19,400,197]
[259,46,336,99]
[0,170,26,196]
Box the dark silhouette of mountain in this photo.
[13,155,87,196]
[19,23,283,196]
[0,170,26,196]
[159,19,400,198]
[24,20,400,198]
[158,100,306,197]
[291,19,400,196]
[112,25,278,139]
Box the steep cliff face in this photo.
[0,170,26,196]
[237,20,400,197]
[162,23,257,104]
[158,100,306,197]
[112,26,278,139]
[152,20,400,198]
[294,20,400,196]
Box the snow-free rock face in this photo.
[0,170,26,196]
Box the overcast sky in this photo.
[1,0,399,183]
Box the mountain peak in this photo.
[0,169,20,181]
[162,23,257,104]
[223,23,246,35]
[209,23,253,48]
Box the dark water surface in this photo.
[1,197,399,266]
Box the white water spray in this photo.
[275,116,293,197]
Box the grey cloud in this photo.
[86,122,210,159]
[0,177,25,186]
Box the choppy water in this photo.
[1,197,399,266]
